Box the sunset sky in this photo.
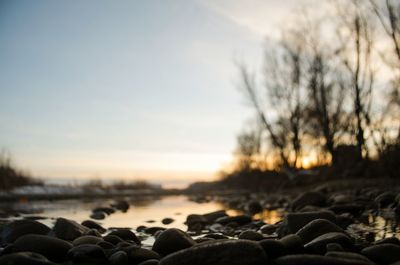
[0,0,311,187]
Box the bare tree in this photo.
[238,32,306,168]
[234,122,262,171]
[334,0,376,159]
[370,0,400,140]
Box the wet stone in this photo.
[109,250,129,265]
[152,228,196,256]
[13,234,72,262]
[53,217,90,241]
[81,220,106,233]
[158,239,268,265]
[0,219,51,245]
[108,229,141,245]
[0,252,56,265]
[361,243,400,264]
[215,215,252,226]
[296,219,345,244]
[72,235,103,246]
[291,191,327,211]
[67,244,108,265]
[238,230,265,241]
[161,218,174,225]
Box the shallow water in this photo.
[0,195,398,243]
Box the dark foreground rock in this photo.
[0,252,56,265]
[0,220,51,245]
[152,228,196,256]
[53,218,90,241]
[13,234,72,262]
[273,254,374,265]
[158,239,268,265]
[361,243,400,264]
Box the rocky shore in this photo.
[0,186,400,265]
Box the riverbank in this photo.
[0,184,400,264]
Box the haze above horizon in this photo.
[0,0,310,188]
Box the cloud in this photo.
[197,0,317,39]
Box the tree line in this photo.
[233,0,400,178]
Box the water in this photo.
[0,195,398,243]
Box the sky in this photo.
[0,0,311,188]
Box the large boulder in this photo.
[13,234,72,262]
[152,228,196,256]
[158,240,268,265]
[0,220,50,245]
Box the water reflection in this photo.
[0,195,398,241]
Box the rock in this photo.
[161,218,174,225]
[374,237,400,245]
[123,245,160,264]
[326,243,344,251]
[279,234,304,254]
[138,259,159,265]
[238,230,264,241]
[0,252,56,265]
[144,227,166,235]
[361,243,400,264]
[13,234,72,262]
[0,219,51,244]
[246,201,263,214]
[152,228,196,256]
[81,220,106,233]
[273,254,373,265]
[291,192,326,211]
[111,200,130,211]
[260,224,279,235]
[98,240,114,249]
[108,229,140,244]
[201,233,228,240]
[203,210,228,223]
[186,214,208,231]
[328,204,364,215]
[158,239,268,265]
[53,217,90,241]
[215,215,252,226]
[91,211,106,220]
[375,192,396,208]
[304,232,353,254]
[296,219,345,244]
[285,211,336,234]
[104,234,123,245]
[93,207,115,215]
[109,250,128,265]
[67,244,108,265]
[72,235,103,246]
[326,251,375,264]
[258,239,286,258]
